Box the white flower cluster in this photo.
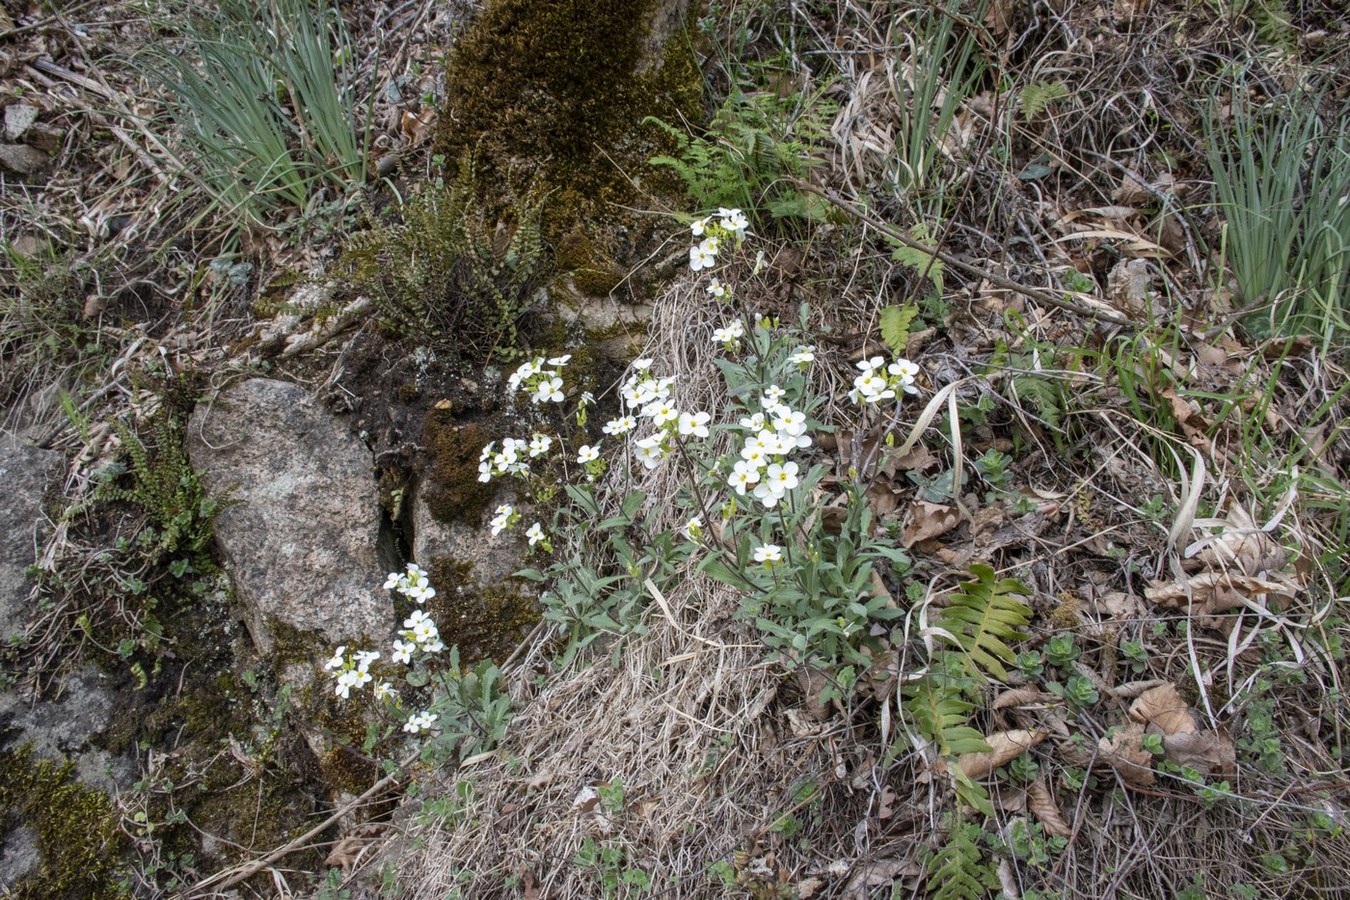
[848,356,920,405]
[325,646,382,699]
[383,561,436,604]
[604,359,707,470]
[688,208,749,272]
[507,354,572,405]
[396,608,445,656]
[726,387,812,509]
[489,503,517,537]
[711,318,745,351]
[324,568,449,734]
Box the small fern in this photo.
[343,157,547,363]
[903,673,988,759]
[879,303,920,357]
[1010,374,1064,431]
[926,821,998,900]
[646,78,836,229]
[932,564,1032,683]
[1018,80,1070,119]
[887,223,945,297]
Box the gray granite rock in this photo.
[187,378,390,654]
[0,442,61,639]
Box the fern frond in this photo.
[879,303,920,356]
[1010,374,1064,430]
[904,674,990,758]
[1019,80,1070,119]
[926,822,996,900]
[934,564,1032,683]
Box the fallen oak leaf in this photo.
[1145,571,1296,617]
[958,729,1046,779]
[1097,722,1155,788]
[1026,778,1073,839]
[901,501,960,547]
[1128,684,1197,737]
[992,688,1059,710]
[1163,730,1236,778]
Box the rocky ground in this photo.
[3,0,1350,898]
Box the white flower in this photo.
[579,391,595,405]
[744,430,780,457]
[682,515,704,542]
[772,408,808,437]
[490,504,515,537]
[508,359,538,392]
[406,582,436,604]
[677,411,711,438]
[720,207,749,236]
[857,355,885,373]
[765,461,800,493]
[382,572,402,590]
[535,377,565,404]
[392,639,415,665]
[643,400,680,426]
[690,242,717,272]
[739,411,766,431]
[577,444,600,464]
[525,522,546,546]
[547,354,572,366]
[711,325,741,345]
[763,384,786,403]
[634,434,669,469]
[603,415,637,436]
[739,444,768,470]
[690,216,710,237]
[789,345,815,365]
[753,480,786,508]
[324,646,346,671]
[632,358,654,371]
[404,609,432,631]
[334,670,357,699]
[528,434,553,458]
[373,682,397,701]
[707,278,728,300]
[727,460,761,494]
[753,543,783,565]
[403,711,438,734]
[354,649,380,671]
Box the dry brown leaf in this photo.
[1163,731,1237,777]
[1113,0,1151,25]
[324,823,387,870]
[1129,684,1196,736]
[1091,590,1145,620]
[1026,778,1073,838]
[1192,505,1287,575]
[1106,258,1152,317]
[1160,388,1213,452]
[1097,722,1155,788]
[866,480,901,516]
[1145,571,1297,617]
[959,729,1046,779]
[985,0,1014,36]
[901,501,959,547]
[887,443,937,474]
[992,688,1059,710]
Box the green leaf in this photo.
[879,303,920,357]
[697,554,750,591]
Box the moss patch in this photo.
[427,557,540,665]
[420,414,497,526]
[435,0,703,271]
[0,746,125,899]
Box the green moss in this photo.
[0,746,127,899]
[427,557,540,665]
[420,415,497,526]
[435,0,703,263]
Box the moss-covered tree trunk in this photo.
[435,0,700,239]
